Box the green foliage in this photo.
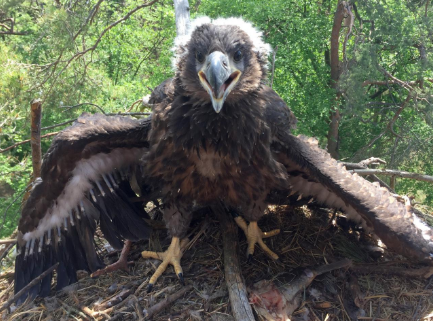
[0,0,432,238]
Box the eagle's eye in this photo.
[234,50,243,62]
[196,51,205,63]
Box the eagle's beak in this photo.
[198,51,241,113]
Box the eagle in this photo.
[14,17,433,302]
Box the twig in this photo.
[0,243,15,264]
[61,102,107,114]
[213,203,255,321]
[0,132,59,153]
[0,262,59,312]
[95,289,133,311]
[143,285,193,319]
[42,120,75,131]
[349,168,433,183]
[126,99,143,112]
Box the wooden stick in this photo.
[144,285,192,319]
[0,239,17,245]
[213,203,255,321]
[30,99,42,179]
[0,262,59,312]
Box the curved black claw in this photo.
[147,283,154,293]
[178,273,185,286]
[247,254,253,264]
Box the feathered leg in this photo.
[142,237,189,292]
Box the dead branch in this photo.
[341,158,393,191]
[95,289,133,311]
[349,168,433,183]
[0,262,59,312]
[143,285,193,319]
[362,80,419,87]
[0,243,15,264]
[0,239,17,245]
[61,102,107,114]
[214,203,255,321]
[42,120,75,131]
[30,99,42,179]
[0,132,59,153]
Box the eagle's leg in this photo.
[91,240,133,278]
[234,216,280,261]
[142,237,189,292]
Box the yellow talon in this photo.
[142,237,189,289]
[234,217,279,260]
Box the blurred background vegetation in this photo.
[0,0,432,238]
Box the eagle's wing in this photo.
[264,86,433,262]
[15,113,152,301]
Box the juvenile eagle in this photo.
[15,17,433,300]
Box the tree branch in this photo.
[39,0,159,101]
[0,132,59,154]
[349,168,433,184]
[0,263,59,312]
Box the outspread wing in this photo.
[15,113,153,302]
[264,87,433,262]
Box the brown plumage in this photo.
[14,17,433,302]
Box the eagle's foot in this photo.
[91,240,133,278]
[142,237,189,292]
[234,216,280,261]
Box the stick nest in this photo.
[1,204,432,321]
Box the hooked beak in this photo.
[198,51,241,113]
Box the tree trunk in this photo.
[326,1,346,159]
[173,0,190,37]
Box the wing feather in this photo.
[15,113,152,301]
[263,90,433,261]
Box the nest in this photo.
[1,204,432,321]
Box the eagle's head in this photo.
[173,17,271,113]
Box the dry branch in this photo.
[0,239,17,245]
[0,262,59,312]
[0,132,59,153]
[30,99,42,179]
[214,203,255,321]
[349,168,433,184]
[143,285,193,319]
